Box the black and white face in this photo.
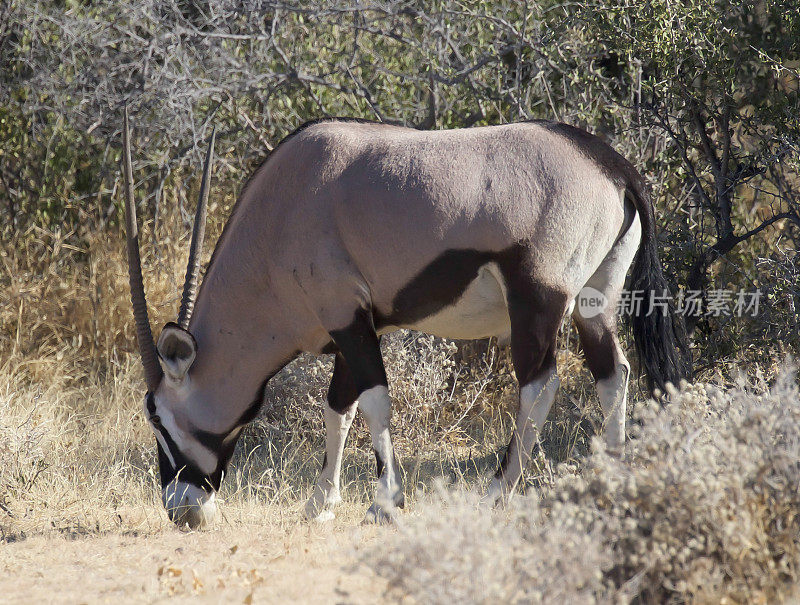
[144,392,217,528]
[146,323,241,528]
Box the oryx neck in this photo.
[185,306,300,436]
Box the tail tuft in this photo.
[626,184,692,394]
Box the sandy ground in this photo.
[0,513,392,604]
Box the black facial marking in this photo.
[195,426,242,491]
[156,352,301,493]
[146,391,157,416]
[153,424,210,490]
[193,428,226,452]
[146,392,207,490]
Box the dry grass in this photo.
[0,224,517,541]
[2,222,799,602]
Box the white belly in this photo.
[398,262,511,340]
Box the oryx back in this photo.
[197,120,630,345]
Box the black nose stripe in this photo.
[147,394,232,493]
[147,392,205,487]
[154,423,211,490]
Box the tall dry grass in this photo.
[0,212,623,541]
[4,212,799,603]
[0,218,509,538]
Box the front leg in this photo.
[306,354,358,522]
[359,385,404,523]
[329,307,403,524]
[305,404,357,521]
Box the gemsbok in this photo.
[122,109,690,528]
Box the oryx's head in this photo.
[122,107,228,529]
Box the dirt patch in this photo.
[0,513,388,604]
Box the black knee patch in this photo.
[328,307,387,394]
[327,353,360,414]
[494,425,544,481]
[374,449,385,478]
[374,450,405,507]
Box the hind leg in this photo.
[486,283,568,503]
[305,353,358,522]
[574,311,630,452]
[573,214,640,452]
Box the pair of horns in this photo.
[122,106,215,392]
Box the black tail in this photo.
[626,179,692,394]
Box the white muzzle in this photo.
[162,481,216,529]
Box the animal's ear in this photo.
[157,322,197,383]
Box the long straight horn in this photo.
[122,106,163,392]
[177,127,215,329]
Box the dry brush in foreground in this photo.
[364,366,800,604]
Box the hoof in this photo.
[310,509,336,523]
[305,484,342,522]
[304,495,339,522]
[362,503,397,525]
